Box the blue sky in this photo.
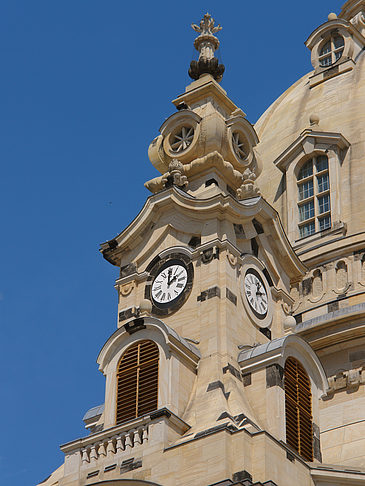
[0,1,343,484]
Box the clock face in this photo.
[244,270,268,319]
[145,253,194,316]
[151,263,188,305]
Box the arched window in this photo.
[297,155,331,238]
[319,34,344,67]
[116,340,159,425]
[284,357,313,461]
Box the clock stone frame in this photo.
[145,251,194,317]
[240,255,274,329]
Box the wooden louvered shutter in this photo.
[284,357,313,461]
[116,340,159,425]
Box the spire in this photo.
[188,13,225,83]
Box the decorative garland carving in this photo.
[327,366,365,396]
[145,151,243,194]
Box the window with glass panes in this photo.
[319,34,344,67]
[297,155,331,238]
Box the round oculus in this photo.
[151,262,188,306]
[244,269,268,319]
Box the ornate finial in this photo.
[191,13,222,36]
[189,13,225,82]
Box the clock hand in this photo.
[167,268,173,286]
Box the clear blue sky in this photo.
[0,1,343,484]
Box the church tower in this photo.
[39,7,365,486]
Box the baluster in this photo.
[125,431,133,449]
[116,434,124,453]
[90,445,98,462]
[81,448,90,464]
[141,427,148,443]
[98,442,107,458]
[106,438,115,457]
[134,429,142,446]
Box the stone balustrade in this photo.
[61,408,191,476]
[80,425,148,466]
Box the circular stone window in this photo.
[170,126,195,153]
[232,131,249,162]
[319,34,344,67]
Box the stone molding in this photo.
[273,129,350,173]
[97,316,201,374]
[145,151,243,194]
[238,334,329,396]
[100,186,306,281]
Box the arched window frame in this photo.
[238,334,329,462]
[305,19,365,87]
[97,317,200,430]
[273,129,349,249]
[284,356,314,461]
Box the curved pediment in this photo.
[100,186,306,281]
[97,316,201,374]
[238,333,329,396]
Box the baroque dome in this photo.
[255,25,365,253]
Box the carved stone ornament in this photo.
[189,13,225,82]
[350,10,365,32]
[327,366,365,396]
[237,169,261,200]
[145,151,243,194]
[162,159,188,189]
[200,246,219,264]
[120,281,135,297]
[227,252,238,267]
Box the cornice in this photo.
[305,18,365,48]
[172,75,239,117]
[100,186,306,278]
[273,129,350,173]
